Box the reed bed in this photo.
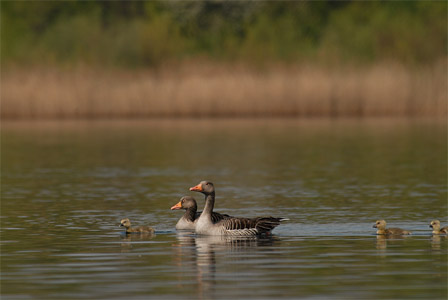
[1,62,446,119]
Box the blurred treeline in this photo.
[2,0,446,68]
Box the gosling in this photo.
[120,218,155,234]
[430,220,448,235]
[373,220,411,235]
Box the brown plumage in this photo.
[170,196,232,230]
[190,181,288,236]
[430,220,448,234]
[373,220,411,235]
[120,218,155,234]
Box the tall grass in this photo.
[2,62,446,119]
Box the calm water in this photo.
[1,119,447,299]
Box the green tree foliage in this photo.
[1,0,446,67]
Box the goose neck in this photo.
[202,192,215,216]
[184,207,197,222]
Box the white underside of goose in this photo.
[175,217,196,230]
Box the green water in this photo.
[1,119,447,299]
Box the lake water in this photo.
[1,119,447,299]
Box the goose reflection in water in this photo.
[375,234,411,251]
[173,232,277,299]
[430,234,447,252]
[119,231,156,253]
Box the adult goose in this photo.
[120,218,155,234]
[373,220,411,235]
[189,181,288,236]
[430,220,448,235]
[170,196,232,230]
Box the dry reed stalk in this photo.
[1,62,446,119]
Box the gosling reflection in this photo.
[375,234,410,250]
[120,232,156,241]
[119,232,156,252]
[173,233,276,300]
[376,235,388,250]
[430,234,447,251]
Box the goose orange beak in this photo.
[170,201,182,210]
[189,183,203,192]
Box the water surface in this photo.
[1,119,447,299]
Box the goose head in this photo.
[373,220,386,230]
[171,196,197,210]
[430,220,440,230]
[189,181,215,195]
[120,218,131,229]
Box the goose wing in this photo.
[196,211,232,223]
[211,211,232,223]
[253,217,288,233]
[219,216,288,235]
